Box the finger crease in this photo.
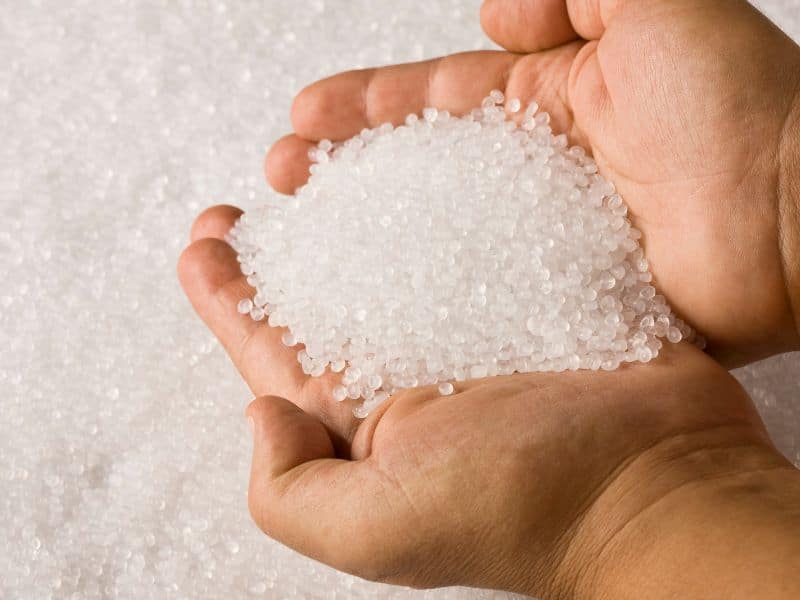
[361,69,377,127]
[425,58,441,108]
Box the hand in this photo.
[177,219,800,596]
[265,0,800,367]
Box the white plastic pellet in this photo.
[438,382,455,395]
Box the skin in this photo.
[177,0,800,597]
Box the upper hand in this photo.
[266,0,800,367]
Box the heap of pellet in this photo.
[230,91,695,416]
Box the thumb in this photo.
[246,395,336,483]
[244,396,389,575]
[480,0,577,53]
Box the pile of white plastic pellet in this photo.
[231,92,695,415]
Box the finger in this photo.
[565,0,626,40]
[290,46,585,148]
[181,207,364,447]
[480,0,578,53]
[190,204,243,242]
[482,0,630,51]
[178,236,306,400]
[247,395,336,478]
[246,396,392,577]
[291,51,519,141]
[264,134,314,195]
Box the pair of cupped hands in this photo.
[179,1,800,598]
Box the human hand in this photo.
[177,211,800,597]
[265,0,800,367]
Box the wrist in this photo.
[565,433,800,600]
[778,83,800,349]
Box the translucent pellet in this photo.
[332,385,348,402]
[237,299,253,314]
[525,101,540,118]
[438,382,455,395]
[667,327,683,343]
[423,107,439,123]
[489,89,504,103]
[231,94,695,417]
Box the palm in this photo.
[351,343,767,589]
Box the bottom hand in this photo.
[244,344,800,598]
[179,206,800,598]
